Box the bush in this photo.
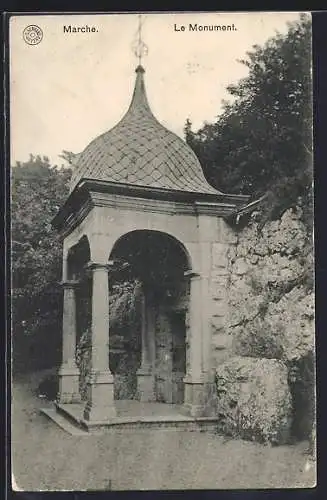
[37,374,59,401]
[12,156,72,375]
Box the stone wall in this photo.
[211,203,315,443]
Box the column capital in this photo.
[184,270,201,280]
[59,279,80,289]
[84,261,112,272]
[84,260,127,273]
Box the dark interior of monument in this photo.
[67,231,189,403]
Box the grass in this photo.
[11,368,316,491]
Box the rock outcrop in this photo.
[213,202,315,444]
[226,205,314,363]
[215,356,292,444]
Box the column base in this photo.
[137,366,156,402]
[182,376,207,418]
[57,364,81,404]
[83,369,116,422]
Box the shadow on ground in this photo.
[11,369,316,491]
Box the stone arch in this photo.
[109,229,192,276]
[108,229,191,404]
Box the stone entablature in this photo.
[53,180,248,238]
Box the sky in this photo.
[10,12,305,166]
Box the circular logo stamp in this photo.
[23,25,43,45]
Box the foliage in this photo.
[12,155,71,304]
[58,150,77,165]
[109,279,143,346]
[37,373,59,401]
[12,155,72,370]
[287,351,316,442]
[75,328,91,400]
[185,15,312,228]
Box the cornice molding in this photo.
[184,270,201,280]
[79,178,249,206]
[55,196,94,239]
[89,191,194,215]
[225,193,268,226]
[52,179,250,237]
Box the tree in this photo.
[186,15,312,228]
[59,150,77,165]
[12,155,72,371]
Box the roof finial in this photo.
[132,14,148,69]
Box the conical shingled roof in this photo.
[69,65,222,195]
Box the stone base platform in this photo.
[41,400,218,435]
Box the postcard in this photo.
[9,11,315,491]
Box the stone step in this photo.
[40,408,89,436]
[80,420,218,433]
[41,406,219,435]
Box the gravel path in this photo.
[12,369,316,491]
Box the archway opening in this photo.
[109,230,190,404]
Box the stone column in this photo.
[137,287,156,401]
[182,270,206,417]
[83,262,116,422]
[58,280,81,404]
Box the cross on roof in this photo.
[132,14,148,66]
